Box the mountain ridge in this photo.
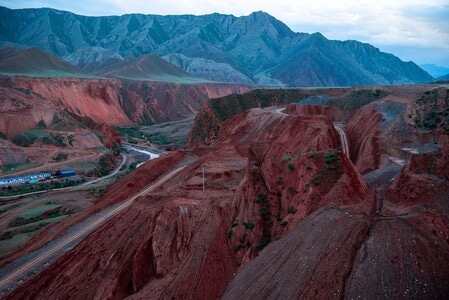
[0,6,434,86]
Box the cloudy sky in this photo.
[3,0,449,67]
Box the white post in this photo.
[202,164,205,192]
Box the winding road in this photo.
[333,123,350,156]
[0,164,186,294]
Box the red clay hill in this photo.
[4,85,449,299]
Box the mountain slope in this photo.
[94,54,208,83]
[420,64,449,78]
[0,46,95,77]
[0,6,434,86]
[436,73,449,81]
[163,53,253,84]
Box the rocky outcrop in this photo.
[346,105,382,174]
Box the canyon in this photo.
[1,83,448,298]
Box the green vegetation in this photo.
[413,89,449,132]
[256,231,272,251]
[243,220,255,230]
[277,176,283,185]
[53,152,68,161]
[112,142,121,155]
[324,150,337,164]
[91,187,106,197]
[12,130,66,147]
[94,154,116,176]
[149,133,172,145]
[231,221,239,228]
[19,204,61,220]
[282,156,291,163]
[0,132,7,139]
[287,206,297,214]
[254,192,273,251]
[114,126,143,139]
[36,120,47,129]
[129,162,138,171]
[255,194,267,204]
[2,161,40,174]
[307,152,316,158]
[288,162,295,171]
[190,89,320,144]
[334,89,388,109]
[227,229,233,238]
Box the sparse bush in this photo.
[276,176,283,185]
[231,221,239,227]
[129,162,138,171]
[53,152,68,162]
[308,152,316,158]
[243,221,255,230]
[256,232,272,251]
[255,194,267,203]
[227,229,233,238]
[288,162,295,170]
[259,207,270,219]
[287,206,297,214]
[282,156,291,163]
[325,150,336,164]
[0,132,6,139]
[36,120,47,129]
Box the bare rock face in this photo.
[222,206,371,299]
[346,105,382,174]
[1,76,249,127]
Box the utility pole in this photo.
[202,164,205,192]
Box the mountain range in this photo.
[0,6,435,86]
[420,64,449,78]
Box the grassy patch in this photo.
[2,161,41,174]
[12,130,67,147]
[19,204,61,220]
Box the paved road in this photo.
[333,123,350,156]
[0,165,186,293]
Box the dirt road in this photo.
[333,123,350,156]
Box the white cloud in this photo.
[2,0,449,66]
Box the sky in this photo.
[3,0,449,67]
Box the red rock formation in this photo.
[5,85,449,299]
[346,105,382,174]
[6,107,371,299]
[2,76,249,127]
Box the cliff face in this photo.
[0,75,248,136]
[346,105,382,174]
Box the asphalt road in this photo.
[0,164,186,294]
